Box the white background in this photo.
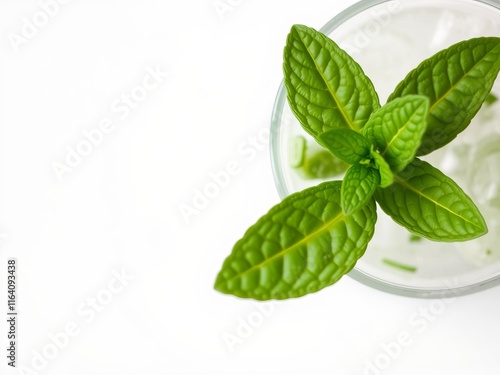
[1,0,500,374]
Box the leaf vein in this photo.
[222,212,346,287]
[296,30,358,131]
[393,174,482,231]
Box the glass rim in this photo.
[269,0,500,299]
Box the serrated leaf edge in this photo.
[290,25,358,131]
[428,39,500,113]
[215,191,351,289]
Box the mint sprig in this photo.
[215,24,498,300]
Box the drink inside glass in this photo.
[271,0,500,297]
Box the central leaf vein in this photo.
[380,105,422,157]
[429,45,499,113]
[297,31,358,132]
[393,174,481,230]
[223,211,346,285]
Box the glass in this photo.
[270,0,500,297]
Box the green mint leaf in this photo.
[341,164,379,215]
[375,159,487,241]
[363,95,429,172]
[388,37,500,155]
[214,181,377,300]
[283,24,380,139]
[370,150,394,188]
[318,128,371,165]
